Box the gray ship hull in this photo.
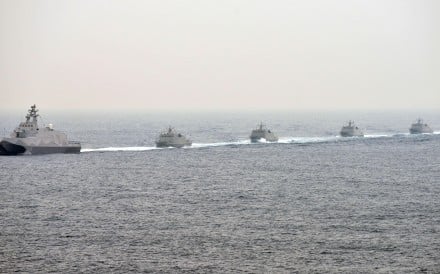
[409,126,433,134]
[156,143,184,148]
[25,145,81,155]
[410,129,433,134]
[0,140,80,155]
[250,135,278,143]
[340,131,364,137]
[156,141,192,148]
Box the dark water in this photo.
[1,111,439,273]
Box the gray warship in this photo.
[409,118,433,134]
[250,122,278,142]
[0,105,81,155]
[340,120,364,137]
[155,127,192,148]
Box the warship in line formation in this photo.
[340,120,364,137]
[250,122,279,142]
[155,127,192,148]
[409,119,433,134]
[0,105,81,155]
[0,105,437,155]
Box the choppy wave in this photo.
[80,132,438,153]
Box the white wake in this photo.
[81,146,159,152]
[80,132,437,153]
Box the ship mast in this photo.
[25,104,39,123]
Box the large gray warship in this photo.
[0,105,81,155]
[409,118,433,134]
[340,120,364,137]
[250,122,278,142]
[155,127,192,148]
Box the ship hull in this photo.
[409,128,433,134]
[250,131,278,142]
[340,132,364,137]
[0,140,80,155]
[340,128,364,137]
[26,145,81,155]
[156,141,192,148]
[0,141,26,155]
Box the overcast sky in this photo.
[1,0,439,111]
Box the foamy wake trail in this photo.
[190,140,251,148]
[363,134,391,138]
[81,146,159,152]
[279,134,396,144]
[81,141,252,152]
[80,132,437,153]
[278,136,340,144]
[81,140,260,153]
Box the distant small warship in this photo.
[340,120,364,137]
[0,105,81,155]
[409,119,433,134]
[155,127,192,148]
[250,122,278,142]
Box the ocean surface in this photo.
[1,110,439,273]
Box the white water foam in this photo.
[80,132,436,153]
[279,133,400,144]
[81,146,160,153]
[394,132,439,137]
[363,134,391,138]
[190,139,251,148]
[81,140,258,153]
[278,136,340,144]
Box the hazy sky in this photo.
[1,0,439,111]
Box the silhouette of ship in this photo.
[340,120,364,137]
[155,127,192,148]
[250,122,278,142]
[409,119,433,134]
[0,105,81,155]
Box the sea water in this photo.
[1,111,439,273]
